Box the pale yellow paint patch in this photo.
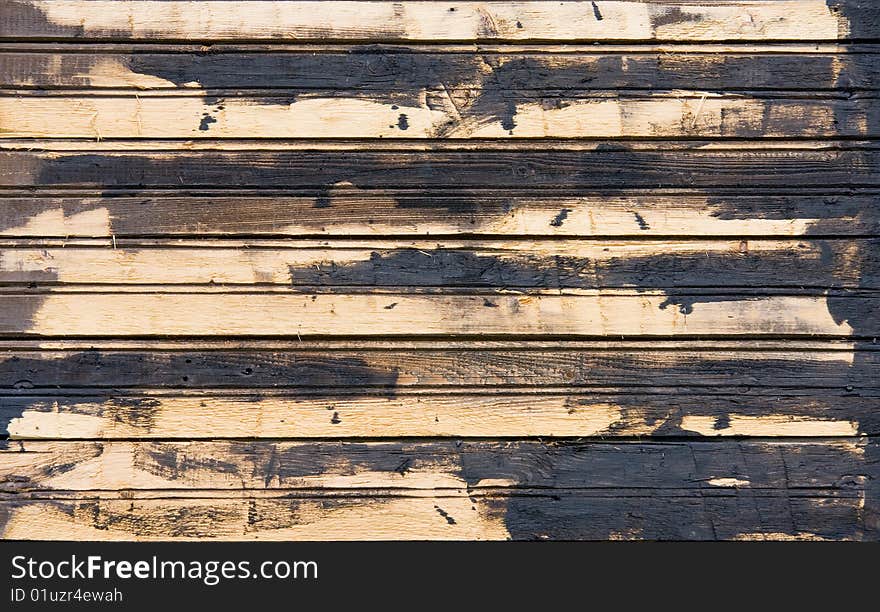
[5,397,627,439]
[437,201,822,237]
[0,208,111,237]
[8,410,107,439]
[471,478,519,488]
[81,58,181,89]
[0,248,379,284]
[198,96,446,139]
[455,99,623,138]
[680,415,859,437]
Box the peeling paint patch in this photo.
[681,415,859,437]
[707,477,750,487]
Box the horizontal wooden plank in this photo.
[2,139,867,152]
[2,390,876,438]
[0,240,875,288]
[0,489,873,540]
[0,346,874,391]
[0,437,860,503]
[1,191,877,237]
[4,50,879,92]
[0,1,871,43]
[3,439,873,492]
[2,42,872,53]
[4,148,880,189]
[0,339,861,350]
[0,292,870,337]
[4,92,875,139]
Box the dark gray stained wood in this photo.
[4,148,880,188]
[1,346,876,390]
[3,50,880,92]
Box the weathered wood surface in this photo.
[1,344,875,390]
[1,191,877,237]
[2,1,874,42]
[0,190,877,237]
[4,439,874,492]
[1,391,876,438]
[5,49,880,91]
[1,0,878,541]
[0,240,876,288]
[5,148,879,188]
[0,291,872,337]
[2,439,875,540]
[8,91,878,139]
[4,45,879,142]
[2,489,874,541]
[4,49,879,91]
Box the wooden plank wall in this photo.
[0,0,878,541]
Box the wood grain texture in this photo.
[5,148,879,189]
[3,49,878,92]
[0,489,873,541]
[2,0,879,542]
[2,438,875,541]
[0,291,868,337]
[0,191,876,237]
[3,91,877,139]
[1,390,875,439]
[0,239,875,288]
[1,345,875,390]
[0,1,868,42]
[4,439,874,492]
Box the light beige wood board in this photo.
[2,393,862,439]
[0,1,851,42]
[0,192,859,238]
[0,292,856,336]
[0,93,867,139]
